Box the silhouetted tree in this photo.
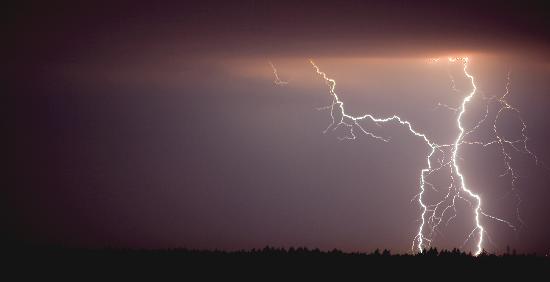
[426,247,438,256]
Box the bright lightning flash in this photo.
[448,57,484,256]
[308,57,537,256]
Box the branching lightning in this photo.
[308,57,542,256]
[458,67,548,230]
[309,58,445,254]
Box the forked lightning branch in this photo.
[270,57,542,255]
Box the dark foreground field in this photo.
[6,246,550,278]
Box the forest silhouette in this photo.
[7,245,549,278]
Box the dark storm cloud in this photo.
[9,0,550,68]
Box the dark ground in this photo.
[6,245,549,278]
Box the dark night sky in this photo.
[8,1,550,254]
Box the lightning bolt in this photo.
[308,57,541,256]
[269,61,289,85]
[458,67,548,231]
[309,59,444,254]
[448,57,485,256]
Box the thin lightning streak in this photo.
[268,61,289,85]
[448,73,461,94]
[434,102,458,112]
[488,70,523,227]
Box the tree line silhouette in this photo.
[6,244,549,278]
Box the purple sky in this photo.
[9,1,550,254]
